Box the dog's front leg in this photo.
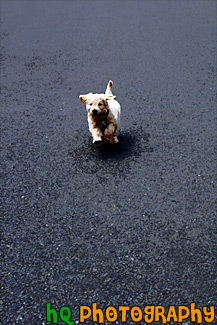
[92,128,103,143]
[104,124,118,143]
[88,116,103,143]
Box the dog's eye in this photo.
[89,103,92,106]
[98,103,102,107]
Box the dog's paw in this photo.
[93,138,102,144]
[102,137,119,144]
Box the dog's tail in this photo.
[105,80,113,95]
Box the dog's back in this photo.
[107,99,121,123]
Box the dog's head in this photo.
[79,93,116,119]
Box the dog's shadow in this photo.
[91,130,152,161]
[70,128,153,171]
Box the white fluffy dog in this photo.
[79,80,121,144]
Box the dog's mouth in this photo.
[92,109,109,120]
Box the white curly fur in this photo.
[79,80,121,144]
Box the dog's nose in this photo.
[92,109,97,115]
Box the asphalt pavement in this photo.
[0,1,216,324]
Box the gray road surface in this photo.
[1,1,216,324]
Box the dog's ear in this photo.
[79,95,87,103]
[105,95,116,100]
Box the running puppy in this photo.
[79,80,121,144]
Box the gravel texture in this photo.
[1,1,216,324]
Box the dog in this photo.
[79,80,121,144]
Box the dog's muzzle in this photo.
[91,109,109,131]
[92,109,109,120]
